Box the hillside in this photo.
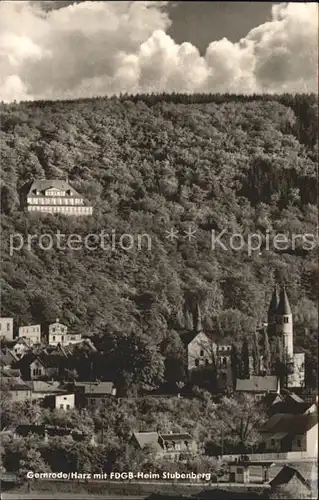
[0,93,318,380]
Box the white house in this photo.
[48,319,82,346]
[0,318,13,341]
[18,324,41,345]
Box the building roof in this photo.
[236,375,278,393]
[276,287,292,315]
[74,381,115,394]
[270,466,311,491]
[261,413,318,435]
[27,180,81,198]
[132,432,162,452]
[32,381,64,393]
[160,432,193,442]
[0,348,19,365]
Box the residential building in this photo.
[260,412,318,457]
[48,319,82,346]
[22,179,93,216]
[18,324,41,345]
[269,466,313,498]
[131,431,197,461]
[31,380,65,402]
[0,318,13,341]
[15,353,63,380]
[7,382,32,403]
[235,375,279,400]
[74,381,117,408]
[265,391,317,416]
[43,393,75,410]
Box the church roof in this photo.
[276,287,292,315]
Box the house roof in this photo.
[1,349,19,365]
[27,180,81,198]
[236,375,278,393]
[74,382,115,394]
[261,413,318,435]
[270,466,311,491]
[32,381,64,393]
[132,432,162,452]
[160,433,192,441]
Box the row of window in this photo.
[28,197,84,205]
[59,404,71,409]
[28,205,92,214]
[0,323,11,331]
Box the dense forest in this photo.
[0,93,318,374]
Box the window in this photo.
[284,317,289,323]
[200,349,204,357]
[91,398,96,405]
[52,336,56,341]
[195,359,199,367]
[7,323,10,331]
[52,327,56,333]
[101,399,105,403]
[66,405,70,410]
[60,404,64,409]
[271,439,275,445]
[297,439,301,447]
[223,357,227,366]
[63,397,67,400]
[237,468,243,474]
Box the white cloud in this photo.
[0,1,317,102]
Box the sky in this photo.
[0,1,317,102]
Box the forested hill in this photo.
[0,93,318,361]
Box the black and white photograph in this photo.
[0,1,318,499]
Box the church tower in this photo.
[267,287,279,337]
[275,286,293,358]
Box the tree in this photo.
[230,343,239,389]
[263,327,271,375]
[215,394,267,454]
[240,339,250,379]
[252,331,260,375]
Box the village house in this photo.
[21,179,93,216]
[31,380,65,402]
[235,375,279,400]
[260,412,318,457]
[5,380,32,403]
[14,353,63,380]
[266,390,317,416]
[74,381,117,408]
[269,466,314,499]
[43,392,75,411]
[18,324,41,345]
[131,430,198,461]
[48,319,82,346]
[0,318,14,341]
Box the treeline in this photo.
[0,94,317,374]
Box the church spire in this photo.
[276,286,292,315]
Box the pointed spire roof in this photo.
[276,286,292,315]
[268,287,279,315]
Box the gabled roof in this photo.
[27,180,81,198]
[132,432,162,452]
[74,381,115,394]
[160,432,193,441]
[32,381,64,393]
[0,349,19,365]
[270,466,311,491]
[261,413,318,435]
[236,375,278,393]
[276,287,292,315]
[180,330,210,347]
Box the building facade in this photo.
[23,180,93,216]
[0,318,14,341]
[48,319,82,346]
[18,324,41,345]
